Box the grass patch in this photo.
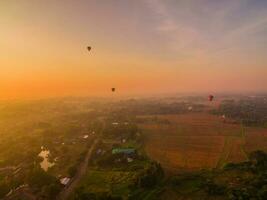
[78,170,136,197]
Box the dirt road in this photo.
[57,138,98,200]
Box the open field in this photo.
[244,128,267,152]
[138,113,266,172]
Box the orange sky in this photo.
[1,0,267,99]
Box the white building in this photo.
[60,177,71,186]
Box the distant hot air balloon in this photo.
[87,46,91,51]
[208,95,214,101]
[111,88,115,92]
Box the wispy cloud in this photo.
[144,0,267,61]
[144,0,201,60]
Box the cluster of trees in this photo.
[102,122,139,143]
[68,165,78,177]
[214,97,267,127]
[67,148,89,178]
[72,162,164,200]
[134,162,164,188]
[114,100,205,115]
[27,167,61,199]
[0,177,26,198]
[0,181,9,199]
[170,150,267,200]
[91,145,142,170]
[94,153,126,168]
[0,99,103,199]
[73,188,122,200]
[135,116,171,124]
[209,151,267,199]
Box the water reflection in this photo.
[38,146,55,171]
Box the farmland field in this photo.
[244,128,267,152]
[138,113,266,173]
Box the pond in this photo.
[38,146,55,171]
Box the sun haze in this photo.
[1,0,267,99]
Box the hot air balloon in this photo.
[111,88,115,92]
[87,46,91,51]
[208,95,214,101]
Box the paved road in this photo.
[57,138,98,200]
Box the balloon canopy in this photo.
[208,95,214,101]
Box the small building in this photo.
[60,177,71,186]
[112,148,135,155]
[83,135,89,139]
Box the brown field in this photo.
[138,113,266,173]
[244,128,267,152]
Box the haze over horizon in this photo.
[1,0,267,100]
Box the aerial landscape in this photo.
[1,1,267,200]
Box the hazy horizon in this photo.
[1,0,267,100]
